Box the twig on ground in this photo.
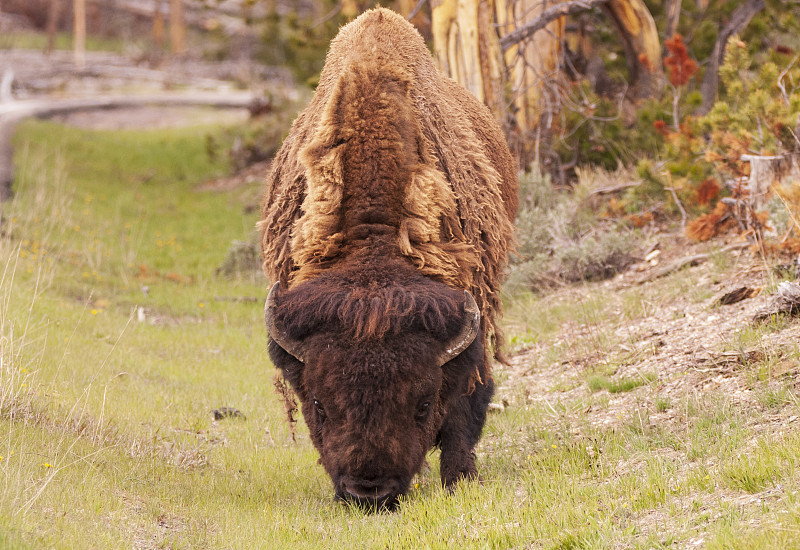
[587,181,640,197]
[635,242,750,284]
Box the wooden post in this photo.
[169,0,186,55]
[73,0,86,69]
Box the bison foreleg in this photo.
[438,376,494,490]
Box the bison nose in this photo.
[340,477,402,509]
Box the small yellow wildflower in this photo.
[42,463,52,468]
[199,303,205,308]
[552,444,557,449]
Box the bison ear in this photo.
[265,282,307,364]
[434,291,480,367]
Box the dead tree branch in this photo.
[698,0,765,114]
[407,0,428,21]
[635,243,750,284]
[500,0,608,52]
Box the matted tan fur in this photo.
[259,8,518,370]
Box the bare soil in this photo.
[496,235,800,545]
[502,239,797,428]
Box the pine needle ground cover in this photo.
[2,120,800,549]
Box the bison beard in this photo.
[259,8,517,509]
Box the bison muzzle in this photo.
[259,7,518,509]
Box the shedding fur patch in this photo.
[289,59,477,291]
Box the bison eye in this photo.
[415,401,431,423]
[313,399,327,421]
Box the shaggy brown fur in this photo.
[259,8,517,507]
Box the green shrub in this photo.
[507,169,640,294]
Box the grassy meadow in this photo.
[2,119,800,549]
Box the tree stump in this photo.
[742,153,800,210]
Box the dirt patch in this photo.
[501,239,797,432]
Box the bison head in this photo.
[264,273,481,509]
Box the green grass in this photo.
[2,119,800,548]
[586,371,656,394]
[0,31,133,53]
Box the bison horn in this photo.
[265,282,306,363]
[435,291,481,367]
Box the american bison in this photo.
[259,7,518,508]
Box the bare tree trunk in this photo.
[498,0,564,159]
[432,0,661,167]
[664,0,681,40]
[169,0,186,55]
[46,0,62,55]
[431,0,505,119]
[153,0,165,50]
[602,0,663,98]
[73,0,86,69]
[698,0,765,114]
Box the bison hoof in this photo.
[441,452,478,491]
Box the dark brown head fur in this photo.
[268,259,485,507]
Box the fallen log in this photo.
[0,90,254,201]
